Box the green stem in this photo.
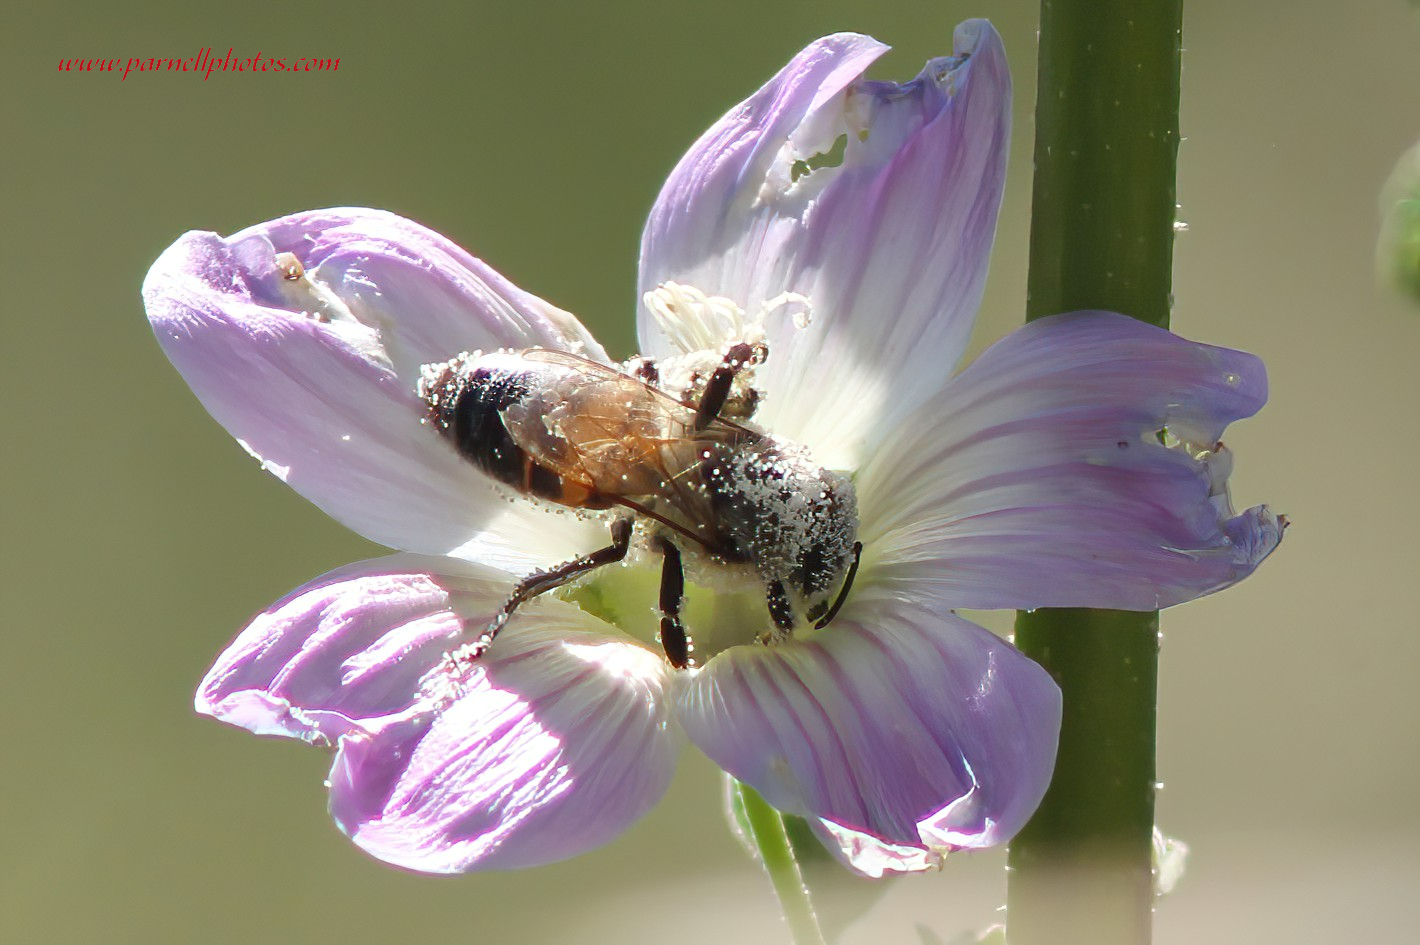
[1006,3,1182,945]
[733,781,828,945]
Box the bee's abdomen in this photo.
[419,354,606,509]
[420,355,532,481]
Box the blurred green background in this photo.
[4,1,1417,942]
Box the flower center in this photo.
[416,280,855,671]
[643,281,812,353]
[563,553,780,663]
[639,281,812,420]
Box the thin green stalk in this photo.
[1006,3,1182,945]
[732,781,828,945]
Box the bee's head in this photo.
[704,439,859,624]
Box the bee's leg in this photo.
[472,517,633,657]
[812,541,863,630]
[694,341,762,430]
[652,537,692,669]
[765,579,796,642]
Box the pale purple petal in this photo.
[144,213,602,568]
[639,21,1010,467]
[329,621,678,873]
[197,554,508,743]
[677,592,1060,855]
[251,209,608,376]
[859,311,1286,611]
[638,31,887,329]
[198,554,679,873]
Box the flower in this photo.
[144,20,1282,877]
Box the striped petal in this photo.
[198,554,679,873]
[143,210,604,570]
[859,311,1285,611]
[198,553,501,742]
[678,592,1060,857]
[331,621,677,873]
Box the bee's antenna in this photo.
[813,542,863,630]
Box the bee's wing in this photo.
[503,350,746,498]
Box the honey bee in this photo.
[418,343,861,668]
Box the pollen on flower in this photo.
[272,254,357,326]
[420,642,484,706]
[274,252,304,281]
[263,249,396,369]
